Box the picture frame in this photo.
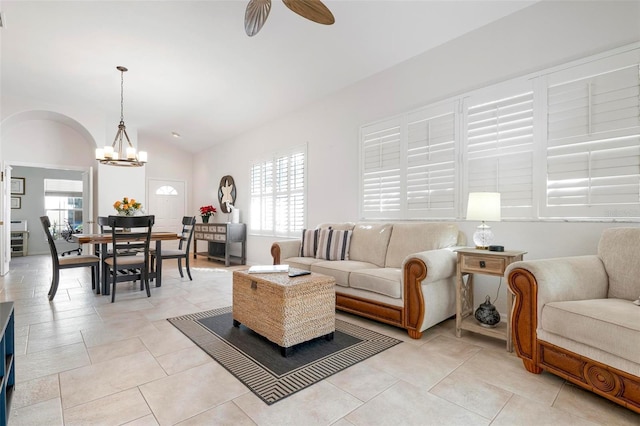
[10,177,25,195]
[10,197,21,209]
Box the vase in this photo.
[202,216,209,223]
[474,295,501,328]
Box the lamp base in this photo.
[473,222,495,249]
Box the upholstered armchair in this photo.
[506,228,640,413]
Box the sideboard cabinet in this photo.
[193,223,246,266]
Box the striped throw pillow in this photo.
[300,229,319,257]
[316,228,352,261]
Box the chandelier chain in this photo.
[120,69,124,123]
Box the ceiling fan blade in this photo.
[282,0,335,25]
[245,0,272,36]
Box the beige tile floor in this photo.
[3,255,639,425]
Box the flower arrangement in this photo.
[114,197,142,216]
[199,205,216,223]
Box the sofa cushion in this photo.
[316,223,355,231]
[316,229,352,260]
[542,298,640,364]
[349,268,402,299]
[385,223,459,268]
[349,223,393,267]
[310,260,377,287]
[598,227,640,301]
[284,256,323,270]
[300,229,318,257]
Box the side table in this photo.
[455,248,526,352]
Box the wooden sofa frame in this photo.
[271,245,428,339]
[508,267,640,413]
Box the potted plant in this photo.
[199,205,216,223]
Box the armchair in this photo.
[507,227,640,413]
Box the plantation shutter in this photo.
[275,151,305,236]
[250,161,273,233]
[406,103,457,218]
[543,51,640,218]
[251,146,306,236]
[360,118,402,219]
[464,84,535,218]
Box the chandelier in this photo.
[95,66,147,167]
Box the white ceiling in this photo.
[1,1,536,153]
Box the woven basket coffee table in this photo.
[232,270,336,357]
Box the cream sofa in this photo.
[271,222,464,339]
[507,228,640,413]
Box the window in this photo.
[250,145,306,237]
[542,51,640,218]
[44,179,83,237]
[359,44,640,221]
[155,185,178,195]
[463,83,535,219]
[361,117,402,218]
[360,102,457,219]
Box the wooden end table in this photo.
[455,248,526,352]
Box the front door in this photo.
[147,179,186,246]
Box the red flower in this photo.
[199,205,217,217]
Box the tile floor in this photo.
[3,255,639,425]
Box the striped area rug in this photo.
[168,306,401,405]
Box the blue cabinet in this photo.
[0,302,14,426]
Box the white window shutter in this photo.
[357,45,640,222]
[360,118,402,218]
[543,54,640,218]
[464,88,535,218]
[274,152,305,235]
[406,103,457,218]
[250,147,306,237]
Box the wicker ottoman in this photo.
[232,270,336,356]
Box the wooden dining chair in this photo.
[40,216,100,301]
[150,216,197,280]
[103,215,154,303]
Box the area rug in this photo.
[167,306,401,404]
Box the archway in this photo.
[1,110,97,275]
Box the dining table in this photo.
[72,232,181,296]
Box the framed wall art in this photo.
[10,177,25,195]
[218,175,237,213]
[10,197,21,209]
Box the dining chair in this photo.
[40,216,100,301]
[103,215,154,303]
[150,216,197,281]
[97,216,142,256]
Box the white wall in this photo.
[1,98,193,230]
[2,119,95,168]
[192,1,640,311]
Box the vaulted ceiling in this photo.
[1,1,536,153]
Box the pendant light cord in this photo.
[120,69,124,123]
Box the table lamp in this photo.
[466,192,501,249]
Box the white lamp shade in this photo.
[466,192,501,222]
